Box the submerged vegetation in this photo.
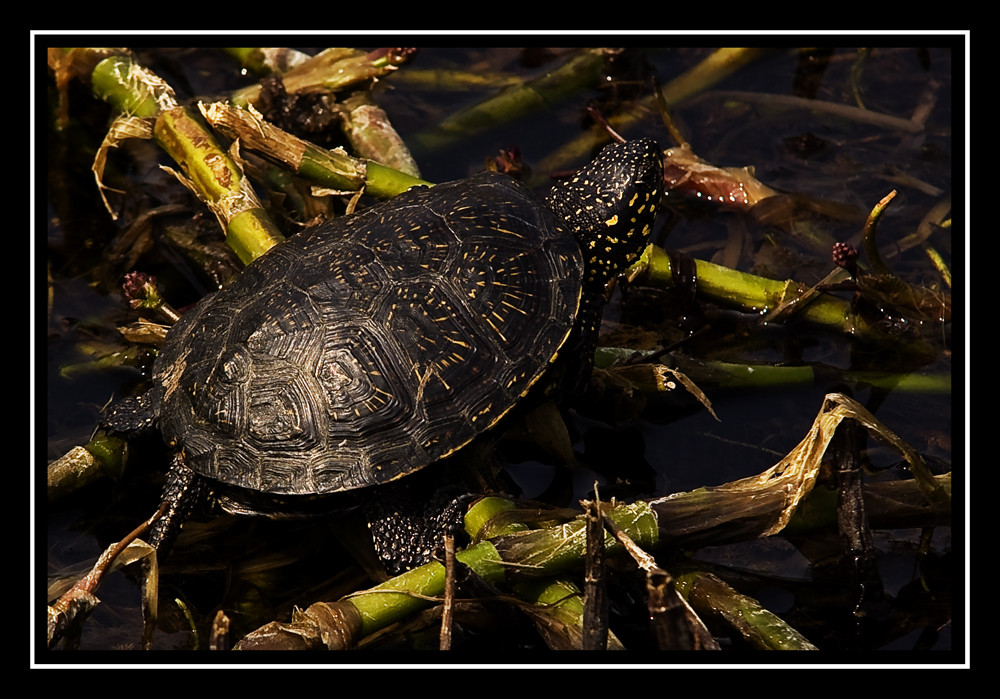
[42,44,958,657]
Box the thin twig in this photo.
[581,492,609,650]
[439,534,457,651]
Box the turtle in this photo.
[102,137,664,573]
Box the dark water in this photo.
[39,43,961,660]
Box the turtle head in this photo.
[545,138,663,289]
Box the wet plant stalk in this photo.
[513,577,626,650]
[200,101,430,200]
[673,570,818,650]
[352,496,656,642]
[54,49,286,264]
[221,46,423,181]
[234,497,657,649]
[536,48,769,175]
[47,434,127,502]
[408,48,610,154]
[635,244,895,341]
[208,393,948,650]
[338,91,423,178]
[228,47,414,108]
[593,349,951,395]
[221,47,310,76]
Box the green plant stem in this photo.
[221,47,310,76]
[338,92,423,178]
[408,48,609,154]
[673,570,818,650]
[349,540,508,638]
[593,348,951,395]
[89,54,165,118]
[229,47,412,108]
[636,244,885,338]
[235,426,948,650]
[862,189,898,276]
[201,100,430,201]
[234,497,658,648]
[75,50,286,263]
[535,48,769,175]
[351,496,660,639]
[513,577,626,650]
[153,106,284,264]
[707,89,923,134]
[47,434,127,502]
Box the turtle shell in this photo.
[150,172,584,496]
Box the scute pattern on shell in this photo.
[152,172,584,495]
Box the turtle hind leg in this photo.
[147,455,212,555]
[364,478,474,576]
[134,456,210,649]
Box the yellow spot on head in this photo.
[605,214,619,227]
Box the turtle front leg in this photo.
[563,290,606,394]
